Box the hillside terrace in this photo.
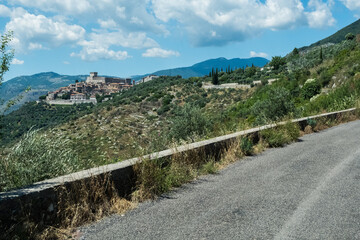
[45,72,134,104]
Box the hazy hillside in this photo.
[133,57,269,80]
[300,19,360,51]
[0,72,87,113]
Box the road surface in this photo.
[81,120,360,240]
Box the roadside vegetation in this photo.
[3,28,360,239]
[2,34,360,192]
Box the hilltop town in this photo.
[45,72,135,104]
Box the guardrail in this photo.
[0,107,357,235]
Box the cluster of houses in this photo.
[46,72,135,104]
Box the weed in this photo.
[240,137,254,155]
[260,122,300,147]
[307,118,317,128]
[0,129,85,192]
[200,160,217,175]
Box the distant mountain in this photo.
[133,57,269,80]
[300,19,360,51]
[1,57,269,112]
[0,72,87,113]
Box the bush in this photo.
[0,129,84,191]
[269,56,286,70]
[301,79,321,99]
[260,122,300,147]
[240,137,253,155]
[307,118,317,128]
[251,87,295,124]
[169,104,211,142]
[346,33,355,41]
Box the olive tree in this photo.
[0,31,14,86]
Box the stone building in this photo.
[86,72,132,85]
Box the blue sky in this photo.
[0,0,360,80]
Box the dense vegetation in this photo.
[301,19,360,51]
[0,102,94,145]
[2,31,360,191]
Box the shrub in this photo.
[169,104,211,142]
[240,137,253,155]
[260,122,300,147]
[251,87,295,124]
[346,33,355,41]
[307,118,317,128]
[0,129,84,191]
[301,79,321,99]
[269,56,286,70]
[261,79,269,86]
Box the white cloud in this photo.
[151,0,335,46]
[306,0,335,28]
[340,0,360,10]
[142,48,180,58]
[5,12,85,52]
[0,4,11,17]
[8,0,92,15]
[63,61,70,64]
[11,58,24,64]
[250,51,269,58]
[71,30,158,61]
[8,0,167,34]
[88,31,158,50]
[71,47,129,61]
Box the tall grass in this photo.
[0,129,87,192]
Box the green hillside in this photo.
[2,21,360,191]
[301,19,360,51]
[0,72,87,113]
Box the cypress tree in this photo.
[212,68,219,85]
[320,47,323,62]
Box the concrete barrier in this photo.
[0,107,357,236]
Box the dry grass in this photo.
[36,174,135,240]
[9,109,360,240]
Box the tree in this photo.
[245,65,256,78]
[251,87,295,124]
[269,56,286,70]
[0,31,14,87]
[319,47,323,62]
[301,79,321,99]
[292,47,299,56]
[0,31,14,139]
[212,68,219,85]
[345,32,355,41]
[169,104,211,142]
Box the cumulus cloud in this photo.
[71,30,158,61]
[71,47,129,61]
[11,58,24,64]
[8,0,92,15]
[5,0,166,61]
[151,0,335,46]
[5,12,85,52]
[340,0,360,10]
[142,48,180,58]
[0,4,11,16]
[306,0,335,28]
[250,51,269,58]
[8,0,167,34]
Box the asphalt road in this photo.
[81,120,360,240]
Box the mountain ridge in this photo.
[0,57,269,112]
[132,57,269,80]
[300,19,360,51]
